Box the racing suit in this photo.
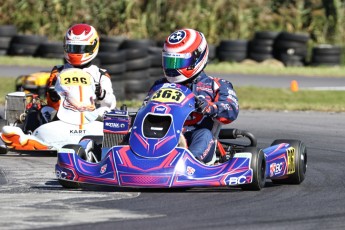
[144,71,239,163]
[42,63,116,122]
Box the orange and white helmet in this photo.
[163,28,209,83]
[64,24,99,66]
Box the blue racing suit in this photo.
[144,71,239,163]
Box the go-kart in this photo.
[15,71,51,98]
[0,68,104,155]
[56,83,307,190]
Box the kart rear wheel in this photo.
[0,143,8,154]
[270,139,307,184]
[240,147,266,191]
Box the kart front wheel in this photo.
[270,139,307,184]
[58,179,80,189]
[58,144,84,189]
[240,147,266,191]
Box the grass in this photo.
[0,56,63,67]
[236,86,345,112]
[0,78,16,104]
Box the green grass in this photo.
[0,56,63,67]
[0,78,16,105]
[236,86,345,112]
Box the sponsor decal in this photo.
[228,175,247,185]
[100,164,107,174]
[233,152,252,158]
[186,166,195,176]
[70,129,86,135]
[168,30,186,43]
[105,122,126,129]
[112,110,128,116]
[56,170,68,179]
[162,83,178,89]
[270,162,284,177]
[154,106,167,113]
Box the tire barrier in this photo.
[8,34,48,56]
[116,39,159,100]
[2,24,344,100]
[273,32,310,66]
[248,31,279,62]
[217,40,248,62]
[35,41,64,59]
[0,25,17,55]
[310,45,342,66]
[97,36,127,101]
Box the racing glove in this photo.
[195,95,217,116]
[48,87,60,102]
[95,83,106,100]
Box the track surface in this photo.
[1,110,344,230]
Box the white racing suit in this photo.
[42,63,116,122]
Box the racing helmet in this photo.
[163,28,209,83]
[64,24,99,66]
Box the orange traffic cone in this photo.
[290,80,299,92]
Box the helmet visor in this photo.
[162,52,195,69]
[65,43,97,54]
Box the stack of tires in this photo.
[97,36,127,100]
[208,44,217,63]
[35,41,64,59]
[248,31,279,62]
[119,39,155,100]
[273,32,310,66]
[0,25,17,55]
[216,40,248,62]
[148,46,163,84]
[8,34,48,56]
[310,44,342,66]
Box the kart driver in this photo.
[42,23,116,122]
[144,28,239,164]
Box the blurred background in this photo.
[0,0,345,100]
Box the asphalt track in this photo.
[0,110,345,230]
[0,66,345,229]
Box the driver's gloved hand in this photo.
[195,96,210,114]
[48,87,60,102]
[195,95,216,116]
[95,83,106,100]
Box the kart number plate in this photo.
[151,88,185,103]
[60,70,91,86]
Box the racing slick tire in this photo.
[57,144,84,189]
[0,140,8,154]
[270,139,307,184]
[240,147,266,191]
[0,118,8,154]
